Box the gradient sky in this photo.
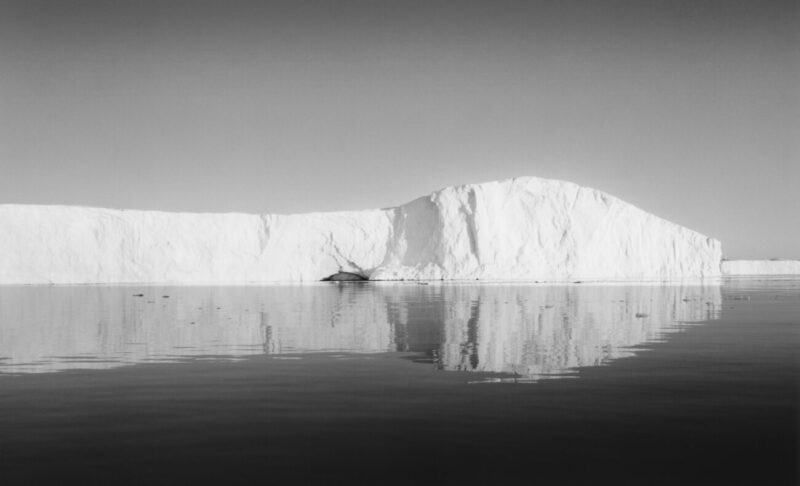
[1,0,797,259]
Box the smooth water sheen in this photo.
[0,280,797,485]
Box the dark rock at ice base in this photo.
[322,271,368,282]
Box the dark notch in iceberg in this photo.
[321,271,369,282]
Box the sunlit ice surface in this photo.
[0,282,723,381]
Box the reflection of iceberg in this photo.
[0,285,393,374]
[0,284,720,378]
[394,285,722,381]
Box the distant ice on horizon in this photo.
[721,260,800,276]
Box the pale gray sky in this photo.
[1,0,797,258]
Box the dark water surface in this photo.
[0,281,797,485]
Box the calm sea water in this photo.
[0,280,797,485]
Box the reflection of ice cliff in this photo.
[408,285,721,381]
[0,286,393,374]
[0,284,720,378]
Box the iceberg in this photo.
[0,177,722,284]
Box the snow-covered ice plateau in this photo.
[0,177,726,284]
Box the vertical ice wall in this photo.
[374,178,722,280]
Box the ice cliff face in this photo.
[0,177,722,284]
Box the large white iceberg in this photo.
[0,177,722,284]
